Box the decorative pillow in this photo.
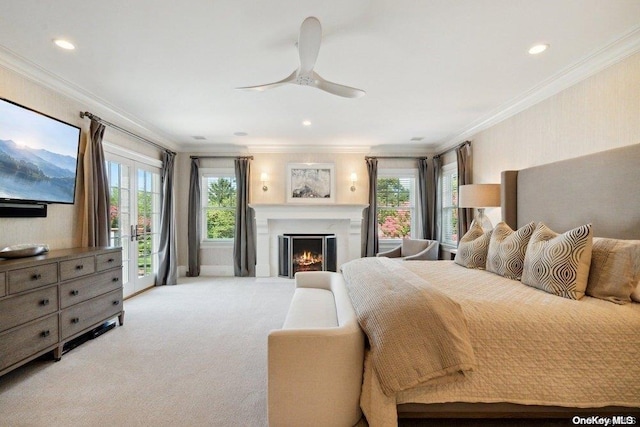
[586,238,640,304]
[521,223,593,300]
[454,222,492,269]
[486,222,536,280]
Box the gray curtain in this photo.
[234,158,256,277]
[157,151,177,286]
[361,158,378,257]
[456,142,473,238]
[81,119,110,247]
[430,156,442,241]
[417,158,430,239]
[187,158,201,277]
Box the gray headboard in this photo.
[502,143,640,239]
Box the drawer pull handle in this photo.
[75,265,84,270]
[32,273,42,280]
[108,258,115,263]
[112,277,119,282]
[113,300,120,306]
[40,299,50,306]
[41,330,50,338]
[71,290,79,296]
[71,317,80,324]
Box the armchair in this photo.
[376,238,439,261]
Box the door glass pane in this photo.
[107,160,130,289]
[137,169,160,278]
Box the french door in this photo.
[105,153,161,298]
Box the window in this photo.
[440,162,458,246]
[376,169,417,240]
[202,170,237,241]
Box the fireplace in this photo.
[278,234,337,278]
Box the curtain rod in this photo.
[80,111,175,155]
[365,156,428,160]
[190,155,254,160]
[433,141,470,159]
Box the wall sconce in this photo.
[260,172,269,192]
[350,172,357,192]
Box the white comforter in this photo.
[359,261,640,426]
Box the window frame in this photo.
[376,168,418,250]
[440,162,458,248]
[200,168,237,247]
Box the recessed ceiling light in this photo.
[234,132,248,137]
[528,44,549,55]
[53,39,75,50]
[302,120,311,126]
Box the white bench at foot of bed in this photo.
[268,271,365,427]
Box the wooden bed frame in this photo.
[397,143,640,419]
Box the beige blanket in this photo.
[358,261,640,426]
[341,257,476,397]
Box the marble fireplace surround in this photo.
[250,204,368,277]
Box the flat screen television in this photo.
[0,97,81,205]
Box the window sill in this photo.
[201,240,234,249]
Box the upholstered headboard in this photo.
[502,143,640,239]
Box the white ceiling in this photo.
[0,0,639,153]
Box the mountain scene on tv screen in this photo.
[0,139,76,203]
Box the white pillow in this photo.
[586,238,640,304]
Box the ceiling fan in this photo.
[237,17,366,99]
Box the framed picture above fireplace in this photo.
[286,163,335,203]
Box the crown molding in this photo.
[246,144,371,154]
[0,46,181,152]
[436,25,640,154]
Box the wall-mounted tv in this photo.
[0,97,81,205]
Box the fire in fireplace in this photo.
[278,234,336,278]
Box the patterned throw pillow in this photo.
[486,222,536,280]
[454,222,492,269]
[587,238,640,304]
[521,223,593,300]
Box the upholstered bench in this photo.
[268,271,364,427]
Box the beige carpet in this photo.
[0,277,295,427]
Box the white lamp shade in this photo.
[458,184,500,208]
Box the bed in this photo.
[341,143,640,425]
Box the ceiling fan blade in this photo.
[236,70,297,91]
[298,17,322,74]
[312,72,366,98]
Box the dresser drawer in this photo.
[8,263,58,294]
[60,269,123,308]
[60,289,123,340]
[0,314,58,372]
[0,272,5,297]
[0,286,58,333]
[96,251,122,272]
[60,256,95,281]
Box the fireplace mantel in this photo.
[250,203,368,277]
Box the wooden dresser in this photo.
[0,247,124,377]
